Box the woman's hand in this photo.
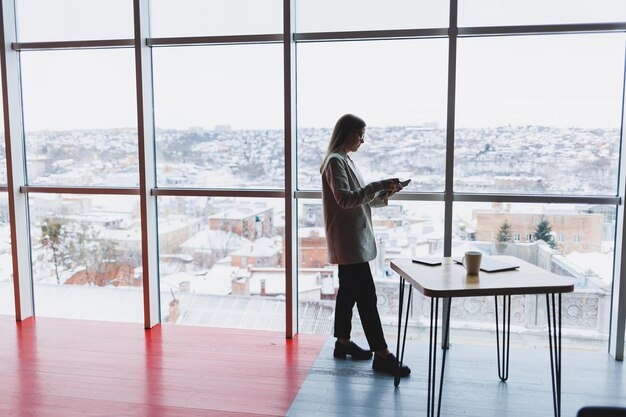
[378,178,404,202]
[381,178,401,193]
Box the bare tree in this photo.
[40,218,68,284]
[65,221,121,286]
[74,222,98,286]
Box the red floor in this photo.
[0,315,327,417]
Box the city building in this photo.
[474,204,604,254]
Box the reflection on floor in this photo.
[287,337,626,417]
[1,314,623,417]
[0,315,326,417]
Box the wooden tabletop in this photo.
[390,256,575,298]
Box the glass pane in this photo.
[452,202,615,350]
[21,50,138,187]
[0,194,14,317]
[459,0,626,27]
[297,39,448,191]
[297,199,444,335]
[150,0,282,37]
[153,45,284,189]
[0,147,5,184]
[455,34,624,195]
[16,0,133,42]
[30,194,142,323]
[0,81,5,186]
[158,196,285,331]
[0,83,10,315]
[296,0,448,32]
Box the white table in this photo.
[390,256,575,417]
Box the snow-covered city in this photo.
[0,124,619,345]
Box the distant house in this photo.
[474,206,603,254]
[64,262,139,287]
[179,228,248,267]
[230,266,329,301]
[299,227,327,268]
[230,236,282,268]
[209,206,273,240]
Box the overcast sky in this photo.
[12,0,626,131]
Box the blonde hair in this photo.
[319,114,366,173]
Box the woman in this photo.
[320,114,411,377]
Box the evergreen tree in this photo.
[495,220,513,254]
[534,217,557,249]
[496,220,513,243]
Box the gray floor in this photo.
[287,338,626,417]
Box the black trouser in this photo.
[334,262,388,352]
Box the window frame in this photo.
[0,0,624,359]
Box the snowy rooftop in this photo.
[564,251,614,285]
[180,228,249,250]
[230,237,282,258]
[209,206,270,221]
[160,262,237,296]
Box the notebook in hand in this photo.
[452,256,520,273]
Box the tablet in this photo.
[452,256,520,273]
[412,257,442,266]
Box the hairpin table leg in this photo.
[546,293,562,417]
[394,277,408,387]
[495,295,512,381]
[427,297,451,417]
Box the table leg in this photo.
[546,293,562,417]
[394,277,410,387]
[495,295,512,381]
[441,298,452,350]
[427,297,452,417]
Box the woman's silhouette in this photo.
[320,114,410,377]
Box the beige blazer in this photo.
[321,152,388,265]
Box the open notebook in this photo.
[452,256,520,273]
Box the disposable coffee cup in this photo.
[462,251,482,275]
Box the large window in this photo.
[293,8,625,348]
[297,39,448,191]
[448,202,616,346]
[11,1,141,322]
[158,196,285,330]
[0,0,624,355]
[29,194,143,322]
[152,45,284,189]
[297,199,445,335]
[20,50,138,187]
[455,34,625,195]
